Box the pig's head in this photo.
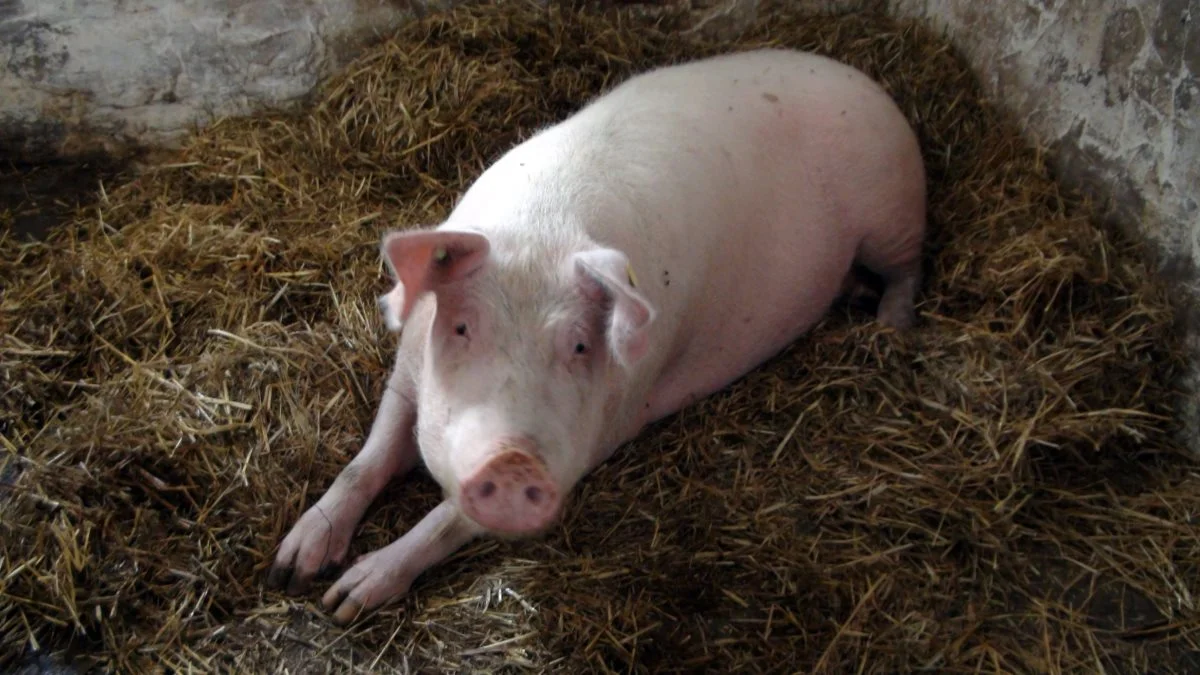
[378,227,656,537]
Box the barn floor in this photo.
[3,2,1200,673]
[0,160,125,242]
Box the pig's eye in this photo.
[561,323,593,368]
[455,323,468,337]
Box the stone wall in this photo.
[0,0,424,160]
[889,0,1197,289]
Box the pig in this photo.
[266,47,926,624]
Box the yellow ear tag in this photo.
[626,262,638,288]
[433,246,448,263]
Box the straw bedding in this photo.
[3,1,1199,672]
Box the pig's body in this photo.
[268,49,926,624]
[459,49,925,449]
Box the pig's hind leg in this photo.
[267,361,422,595]
[855,225,924,330]
[872,260,920,329]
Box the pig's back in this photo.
[574,47,920,252]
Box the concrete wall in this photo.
[889,0,1198,290]
[0,0,423,160]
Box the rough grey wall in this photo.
[889,0,1198,282]
[0,0,423,159]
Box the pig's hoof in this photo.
[322,584,369,626]
[876,297,917,330]
[321,551,412,626]
[878,308,916,330]
[266,505,354,595]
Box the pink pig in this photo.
[267,48,926,624]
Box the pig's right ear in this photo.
[378,229,491,330]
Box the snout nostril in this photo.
[479,481,496,498]
[524,486,542,504]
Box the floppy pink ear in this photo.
[573,248,657,368]
[377,229,491,331]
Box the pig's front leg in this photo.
[321,499,482,625]
[267,364,419,595]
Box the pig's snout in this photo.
[459,440,560,535]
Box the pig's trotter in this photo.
[875,260,920,330]
[267,382,420,595]
[857,236,922,330]
[321,499,482,625]
[267,502,348,595]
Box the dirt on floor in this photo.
[0,160,130,241]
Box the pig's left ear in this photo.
[379,228,491,331]
[573,248,657,369]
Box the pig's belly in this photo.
[642,230,858,425]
